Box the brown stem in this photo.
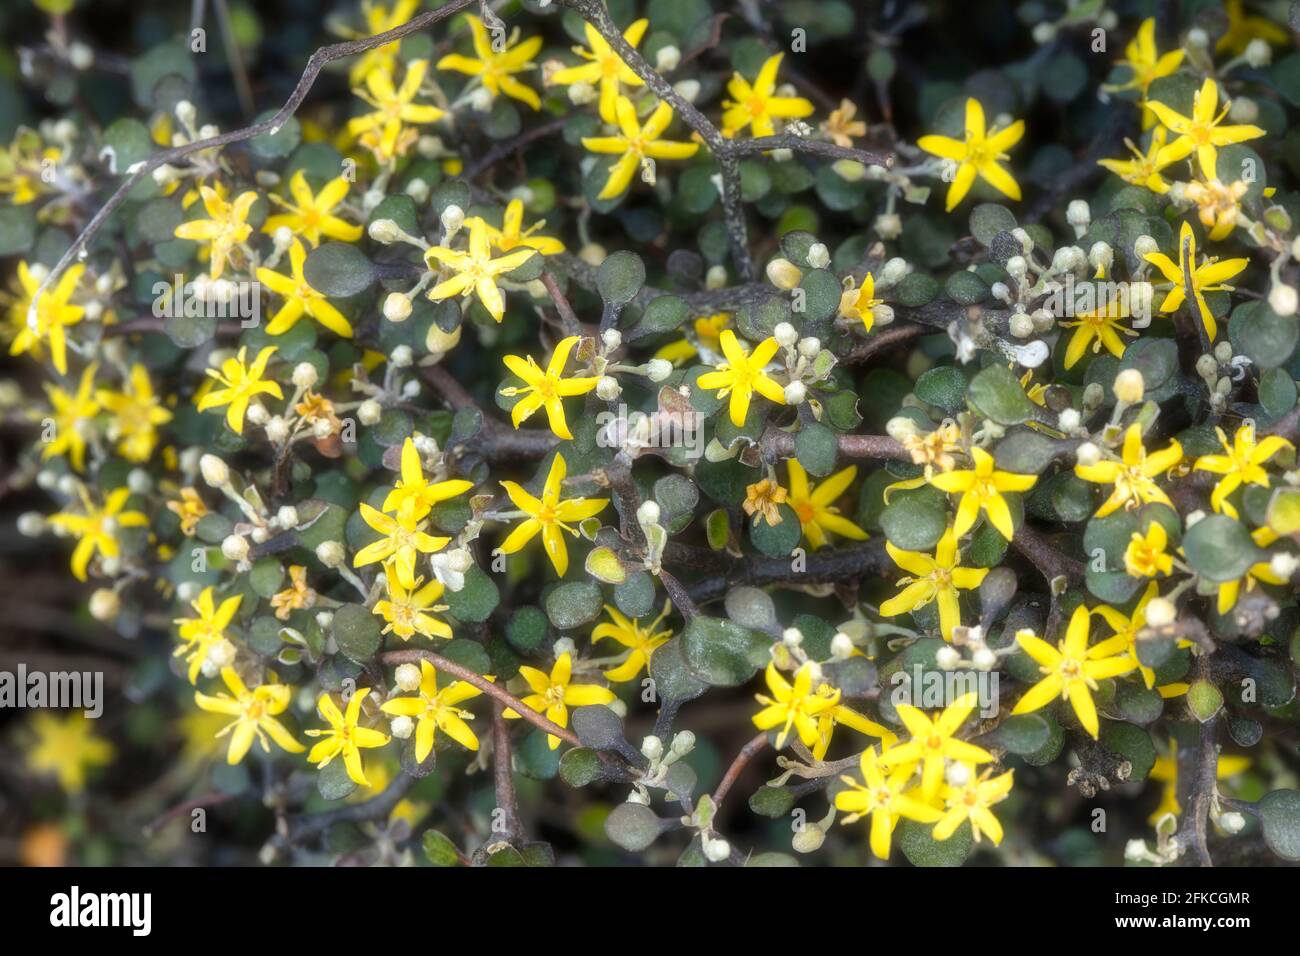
[380,648,580,746]
[491,701,523,843]
[712,732,769,809]
[32,0,479,311]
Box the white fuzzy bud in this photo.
[797,337,821,359]
[601,328,622,351]
[655,45,681,72]
[1058,408,1081,432]
[315,540,346,568]
[1269,551,1298,581]
[1219,810,1247,834]
[972,646,997,671]
[1145,596,1177,628]
[595,376,621,401]
[879,257,910,286]
[221,534,249,562]
[395,663,422,692]
[1113,369,1145,404]
[702,837,731,862]
[806,243,831,269]
[389,715,414,739]
[292,362,318,389]
[830,632,855,660]
[276,506,299,529]
[782,627,804,647]
[874,212,902,240]
[1269,283,1298,317]
[1066,199,1091,231]
[645,359,672,383]
[1075,441,1101,467]
[1187,27,1208,48]
[17,512,46,536]
[68,42,95,71]
[1009,312,1034,338]
[1133,234,1159,259]
[641,735,664,761]
[384,292,413,323]
[783,381,806,405]
[367,218,401,244]
[358,399,383,426]
[766,257,803,291]
[89,588,120,621]
[200,454,230,487]
[265,416,290,444]
[637,501,661,526]
[440,207,465,241]
[706,265,728,289]
[935,646,960,670]
[391,345,414,369]
[773,321,798,348]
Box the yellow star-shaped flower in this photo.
[918,98,1024,211]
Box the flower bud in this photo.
[276,506,299,529]
[265,415,290,444]
[1058,408,1081,432]
[655,45,681,72]
[641,735,664,761]
[601,328,622,351]
[1133,234,1159,259]
[783,381,806,405]
[1066,199,1091,232]
[874,212,902,240]
[89,588,120,621]
[830,632,855,660]
[395,663,422,692]
[806,243,831,269]
[1144,596,1177,628]
[773,321,798,348]
[637,501,661,525]
[1113,369,1145,404]
[17,512,46,537]
[384,292,413,323]
[358,399,383,425]
[221,534,250,562]
[782,627,803,647]
[1075,441,1101,467]
[1269,283,1298,317]
[292,362,318,389]
[440,204,465,237]
[1219,810,1247,834]
[645,358,672,383]
[936,646,960,670]
[879,257,910,286]
[972,646,997,671]
[595,375,621,401]
[702,837,731,862]
[389,715,414,739]
[797,336,821,359]
[315,540,346,568]
[765,257,803,291]
[200,454,230,487]
[367,218,401,244]
[792,823,826,853]
[1008,312,1034,338]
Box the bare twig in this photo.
[30,0,479,317]
[712,732,769,809]
[491,701,523,843]
[380,648,580,746]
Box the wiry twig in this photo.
[380,648,580,746]
[30,0,479,321]
[558,0,891,282]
